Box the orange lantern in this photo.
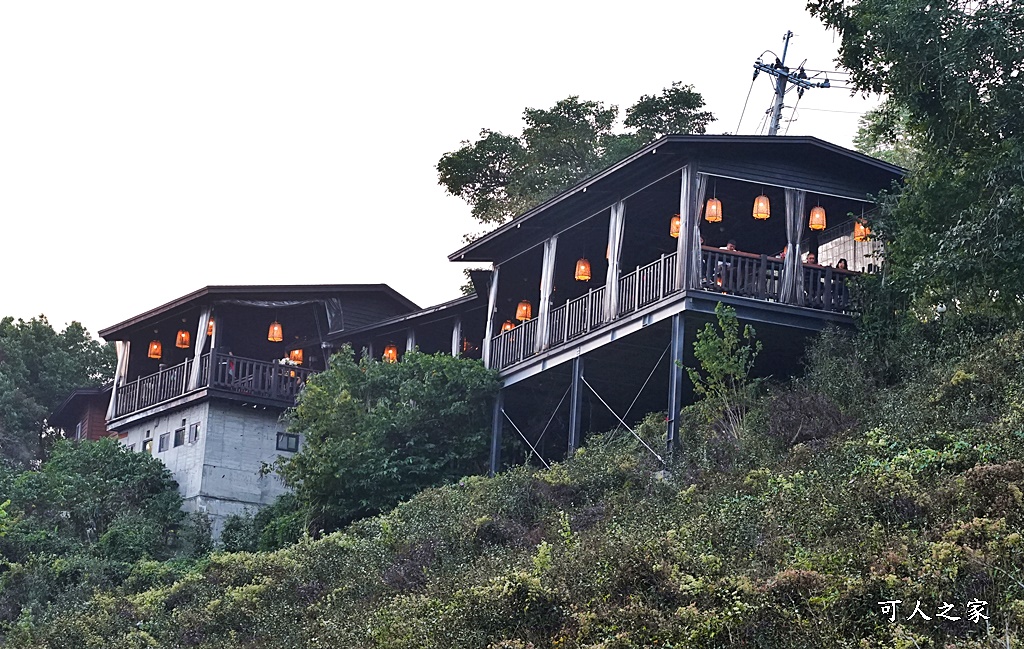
[383,343,398,363]
[501,320,515,332]
[268,321,283,342]
[575,257,591,281]
[175,329,190,349]
[289,349,303,365]
[207,319,215,336]
[809,205,826,231]
[516,300,532,321]
[669,214,681,238]
[148,339,162,360]
[752,194,771,220]
[705,197,723,223]
[853,219,871,242]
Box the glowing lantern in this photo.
[289,349,303,365]
[268,321,283,342]
[207,319,214,336]
[516,300,532,321]
[148,340,162,360]
[752,194,771,220]
[175,329,190,349]
[501,320,515,332]
[575,257,591,281]
[383,344,398,363]
[669,214,681,238]
[854,219,871,242]
[808,205,826,231]
[705,197,723,223]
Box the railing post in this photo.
[823,267,834,311]
[758,255,768,299]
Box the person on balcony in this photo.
[835,258,848,270]
[804,252,818,265]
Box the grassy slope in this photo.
[8,331,1024,648]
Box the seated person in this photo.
[804,252,818,265]
[835,258,849,270]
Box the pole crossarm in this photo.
[502,408,552,470]
[581,376,665,465]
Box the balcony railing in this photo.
[489,248,855,371]
[112,352,313,418]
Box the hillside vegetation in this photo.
[6,312,1024,648]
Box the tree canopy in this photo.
[437,83,715,227]
[277,348,501,534]
[0,316,115,466]
[811,0,1024,316]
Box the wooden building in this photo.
[447,135,903,472]
[97,284,418,535]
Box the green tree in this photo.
[278,348,501,533]
[438,83,714,227]
[0,316,115,465]
[808,0,1024,317]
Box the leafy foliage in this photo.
[809,0,1024,317]
[0,316,115,465]
[437,84,714,226]
[276,348,501,534]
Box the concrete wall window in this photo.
[143,438,153,454]
[276,433,299,452]
[127,444,135,452]
[188,422,200,444]
[173,427,186,447]
[158,433,170,452]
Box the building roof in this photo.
[98,284,420,340]
[49,383,112,430]
[449,135,905,263]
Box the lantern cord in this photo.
[622,343,671,423]
[502,409,551,470]
[530,384,572,458]
[581,377,665,465]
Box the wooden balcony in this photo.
[112,352,314,419]
[490,247,856,371]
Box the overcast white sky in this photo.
[0,1,879,337]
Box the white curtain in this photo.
[536,235,558,352]
[603,201,626,321]
[105,340,130,420]
[188,307,212,390]
[686,174,709,290]
[780,188,807,305]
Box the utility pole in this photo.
[753,31,831,135]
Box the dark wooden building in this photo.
[448,135,903,472]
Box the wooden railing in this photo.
[113,352,312,418]
[488,247,856,371]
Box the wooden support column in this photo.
[367,341,375,361]
[489,389,504,476]
[603,201,626,321]
[482,266,500,368]
[451,316,462,357]
[568,355,584,457]
[406,328,416,353]
[536,235,558,352]
[666,313,685,456]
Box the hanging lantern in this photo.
[207,319,215,336]
[516,300,532,321]
[148,339,162,360]
[501,320,515,332]
[752,194,771,220]
[383,343,398,363]
[808,205,826,231]
[853,219,871,242]
[705,197,723,223]
[669,214,681,238]
[175,329,190,349]
[289,349,303,365]
[268,321,283,342]
[575,257,591,282]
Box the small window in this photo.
[127,443,135,452]
[158,433,170,452]
[276,433,299,453]
[173,427,185,447]
[75,422,83,441]
[143,438,153,454]
[188,422,200,444]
